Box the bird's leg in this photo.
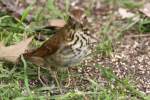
[53,71,63,94]
[65,68,71,87]
[48,67,63,94]
[38,67,46,86]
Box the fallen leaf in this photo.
[140,3,150,17]
[48,19,66,28]
[118,8,135,19]
[0,37,33,63]
[1,0,16,10]
[1,0,33,22]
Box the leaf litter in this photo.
[0,0,150,98]
[140,3,150,17]
[0,37,33,63]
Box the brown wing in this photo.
[23,17,74,58]
[24,32,62,58]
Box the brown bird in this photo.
[25,16,96,69]
[24,13,97,91]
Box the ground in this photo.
[0,0,150,100]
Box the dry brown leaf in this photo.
[140,3,150,17]
[118,8,135,19]
[1,0,33,22]
[0,37,33,63]
[48,19,66,28]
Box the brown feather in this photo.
[23,25,68,58]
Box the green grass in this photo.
[0,0,150,100]
[139,18,150,33]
